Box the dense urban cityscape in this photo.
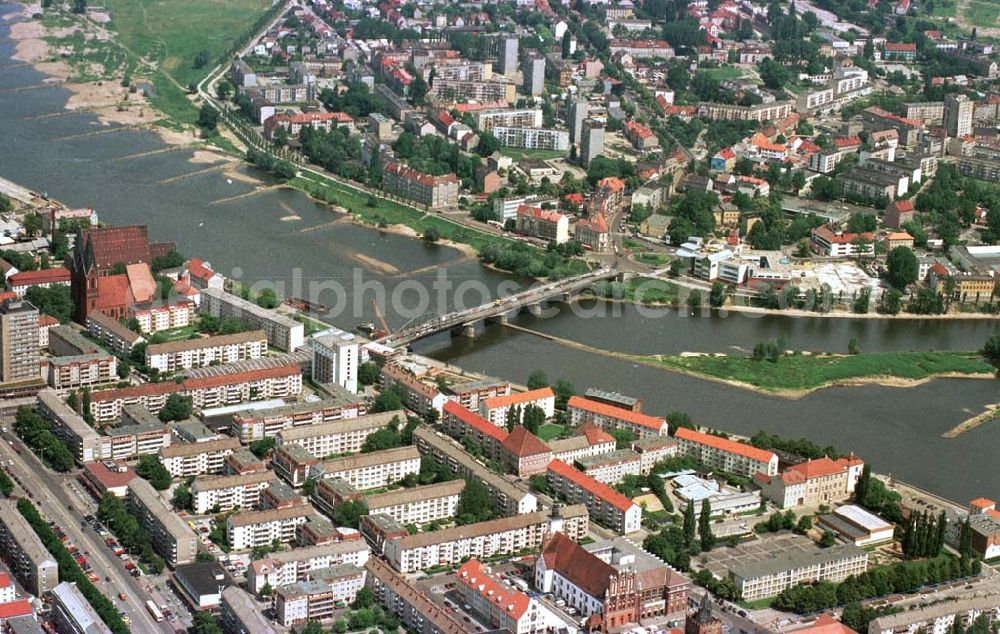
[0,0,999,632]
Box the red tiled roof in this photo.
[674,427,776,464]
[597,176,626,193]
[788,457,846,479]
[799,614,859,634]
[813,225,874,245]
[93,274,133,311]
[126,263,156,304]
[539,532,617,597]
[547,459,635,512]
[567,396,667,432]
[502,426,551,458]
[38,314,60,327]
[0,572,10,588]
[563,193,585,205]
[577,421,615,446]
[517,205,565,224]
[455,560,530,620]
[625,120,655,140]
[884,42,917,52]
[187,257,217,283]
[971,497,996,509]
[483,387,554,410]
[383,161,459,187]
[888,199,914,213]
[80,225,155,271]
[83,461,137,489]
[443,401,508,443]
[0,599,32,619]
[834,136,862,149]
[8,266,71,287]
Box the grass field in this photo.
[498,147,568,161]
[698,66,745,80]
[537,424,566,441]
[99,0,272,122]
[644,351,994,393]
[964,0,1000,27]
[590,277,680,305]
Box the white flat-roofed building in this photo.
[248,541,371,595]
[730,544,868,601]
[51,581,111,634]
[145,330,268,373]
[309,329,359,393]
[220,586,278,634]
[492,127,570,151]
[103,407,172,460]
[310,446,421,491]
[230,396,366,443]
[127,478,198,566]
[227,506,316,551]
[576,449,642,485]
[128,301,194,334]
[159,436,241,478]
[275,410,404,458]
[384,505,589,574]
[191,470,280,514]
[473,108,543,132]
[869,595,1000,634]
[200,288,304,351]
[817,504,895,546]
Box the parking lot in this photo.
[698,532,822,580]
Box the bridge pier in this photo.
[484,314,508,325]
[526,303,543,316]
[451,322,478,338]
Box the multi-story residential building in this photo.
[501,427,553,478]
[515,206,569,244]
[567,396,669,438]
[455,560,564,634]
[861,107,922,146]
[158,436,241,478]
[609,39,675,58]
[535,532,691,630]
[248,541,371,594]
[199,288,304,352]
[444,377,510,412]
[958,154,1000,181]
[433,61,493,83]
[625,120,659,150]
[945,93,974,137]
[88,364,303,422]
[904,101,945,126]
[0,499,59,596]
[631,436,678,474]
[37,388,104,463]
[441,400,508,460]
[730,544,868,600]
[795,66,871,115]
[227,506,315,551]
[673,428,779,477]
[275,410,403,458]
[0,300,40,384]
[263,111,354,141]
[522,56,545,96]
[309,330,359,393]
[379,364,447,417]
[51,581,110,634]
[754,456,865,509]
[480,387,555,427]
[191,471,280,514]
[869,595,1000,634]
[384,505,588,574]
[8,268,71,300]
[548,423,618,464]
[46,352,116,390]
[127,301,194,334]
[493,194,558,223]
[242,83,316,104]
[230,397,366,443]
[381,161,460,210]
[311,446,421,491]
[580,118,605,165]
[566,99,590,146]
[473,109,543,133]
[127,478,198,566]
[883,42,916,61]
[697,100,795,122]
[546,460,642,534]
[102,406,172,460]
[220,586,278,634]
[144,330,267,373]
[430,79,516,104]
[967,498,1000,560]
[274,565,367,627]
[810,224,877,257]
[85,310,145,357]
[271,444,320,488]
[315,479,465,527]
[492,126,570,151]
[576,449,642,485]
[413,427,537,516]
[365,557,467,634]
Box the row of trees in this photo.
[14,406,75,472]
[749,430,842,460]
[900,509,947,559]
[97,493,165,573]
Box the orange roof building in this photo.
[567,396,669,438]
[480,387,555,427]
[442,401,508,459]
[754,455,865,509]
[455,560,548,632]
[546,459,641,534]
[674,427,779,477]
[500,426,552,477]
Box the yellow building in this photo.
[884,231,914,251]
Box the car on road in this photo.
[118,593,127,601]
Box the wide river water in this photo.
[1,5,997,502]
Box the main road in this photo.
[0,426,172,633]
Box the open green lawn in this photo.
[99,0,272,122]
[537,424,566,441]
[590,277,680,305]
[698,66,745,80]
[498,147,568,161]
[643,351,994,393]
[150,326,198,342]
[964,0,1000,27]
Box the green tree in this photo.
[333,500,368,528]
[886,246,919,289]
[709,282,726,307]
[158,393,192,422]
[682,501,696,547]
[172,484,192,511]
[879,288,902,315]
[249,437,275,459]
[526,370,549,389]
[191,611,223,634]
[358,361,380,386]
[256,287,279,309]
[371,387,403,413]
[193,49,211,69]
[196,105,219,132]
[136,455,171,490]
[521,405,546,434]
[820,530,837,547]
[456,478,497,525]
[982,334,1000,372]
[699,499,715,551]
[686,289,703,309]
[361,423,402,453]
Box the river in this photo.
[1,5,998,502]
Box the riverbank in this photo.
[639,350,996,398]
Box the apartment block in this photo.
[85,311,145,357]
[576,449,642,485]
[365,557,467,634]
[230,396,366,443]
[102,406,172,460]
[444,378,510,412]
[697,100,795,122]
[384,505,588,574]
[430,79,516,104]
[227,506,316,551]
[473,109,543,132]
[274,565,366,626]
[316,479,464,527]
[413,426,537,516]
[275,410,403,458]
[631,436,679,474]
[0,499,59,596]
[730,544,868,600]
[456,560,564,634]
[515,207,570,244]
[220,586,278,634]
[567,396,669,438]
[492,127,570,151]
[127,478,198,566]
[441,400,508,460]
[904,101,945,126]
[46,352,116,390]
[754,456,864,509]
[311,446,421,491]
[51,581,109,634]
[145,330,267,373]
[381,161,460,210]
[870,595,1000,634]
[0,300,40,384]
[548,423,617,464]
[480,387,555,427]
[37,388,104,463]
[199,288,304,352]
[128,301,194,334]
[191,470,280,514]
[308,330,359,393]
[674,428,778,477]
[271,444,320,488]
[248,541,371,595]
[158,436,241,478]
[546,459,642,534]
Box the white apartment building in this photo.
[145,330,268,373]
[227,506,315,551]
[492,127,570,151]
[309,331,359,393]
[575,449,642,485]
[473,108,543,132]
[566,396,669,438]
[248,541,371,595]
[275,410,404,458]
[312,447,421,491]
[230,398,366,443]
[731,544,868,600]
[200,287,304,352]
[191,471,280,514]
[158,437,241,478]
[480,388,555,427]
[364,480,464,525]
[674,427,779,477]
[128,301,194,334]
[870,595,1000,634]
[546,460,642,534]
